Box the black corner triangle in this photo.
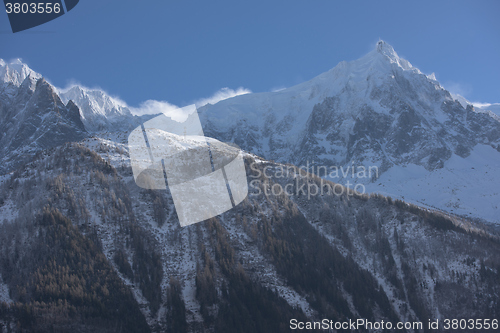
[64,0,79,12]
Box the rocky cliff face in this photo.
[0,70,87,174]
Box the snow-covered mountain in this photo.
[58,85,143,132]
[1,43,500,332]
[0,58,40,88]
[200,41,499,171]
[1,41,499,223]
[0,59,158,174]
[198,41,500,222]
[0,60,87,173]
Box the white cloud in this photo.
[194,87,251,108]
[131,87,252,121]
[130,100,188,122]
[271,86,286,92]
[471,102,492,108]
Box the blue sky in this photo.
[1,0,499,106]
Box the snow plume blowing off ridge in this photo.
[193,87,251,108]
[130,87,251,121]
[130,100,186,121]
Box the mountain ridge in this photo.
[0,72,87,173]
[1,41,499,223]
[1,43,500,332]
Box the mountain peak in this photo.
[371,40,414,71]
[376,40,397,58]
[0,58,41,87]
